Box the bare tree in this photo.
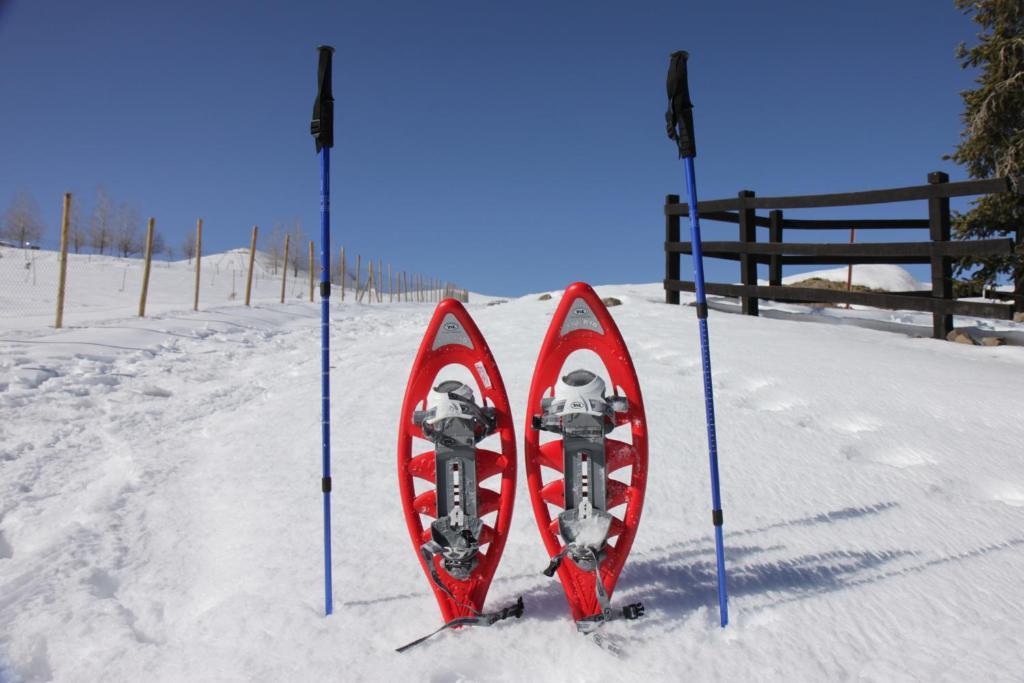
[89,187,115,255]
[267,223,284,274]
[182,230,196,264]
[290,220,304,276]
[114,203,142,257]
[69,199,86,253]
[2,191,45,247]
[150,231,166,258]
[163,243,174,262]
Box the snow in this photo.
[2,256,1024,681]
[779,264,929,292]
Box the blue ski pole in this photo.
[311,44,335,616]
[665,50,729,627]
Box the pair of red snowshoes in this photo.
[396,282,648,650]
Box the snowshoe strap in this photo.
[542,545,572,577]
[412,541,525,640]
[420,540,476,610]
[395,597,525,653]
[572,548,645,634]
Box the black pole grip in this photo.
[665,50,696,158]
[311,45,335,152]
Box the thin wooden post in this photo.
[355,255,362,301]
[768,209,783,287]
[339,247,346,301]
[388,263,393,303]
[54,192,72,329]
[738,190,758,316]
[665,194,681,304]
[138,218,155,317]
[366,260,375,304]
[403,271,408,301]
[378,258,384,302]
[280,233,290,303]
[309,240,315,302]
[193,219,203,311]
[245,225,258,306]
[928,171,953,338]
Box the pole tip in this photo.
[317,45,336,54]
[670,50,689,60]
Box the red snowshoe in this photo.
[524,283,648,630]
[396,299,521,650]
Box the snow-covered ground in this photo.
[0,246,372,335]
[2,259,1023,681]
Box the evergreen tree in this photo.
[950,0,1024,309]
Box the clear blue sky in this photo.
[0,1,982,295]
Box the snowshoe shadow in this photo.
[614,501,910,623]
[616,500,1024,627]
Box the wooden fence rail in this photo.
[664,172,1023,339]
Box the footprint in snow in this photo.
[978,480,1024,507]
[824,414,882,434]
[842,444,936,468]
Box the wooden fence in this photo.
[664,172,1023,339]
[40,194,469,329]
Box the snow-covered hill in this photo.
[1,273,1023,681]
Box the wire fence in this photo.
[0,196,469,333]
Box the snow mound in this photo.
[782,264,928,291]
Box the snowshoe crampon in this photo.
[397,299,518,629]
[525,283,648,627]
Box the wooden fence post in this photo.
[928,171,953,338]
[388,264,393,303]
[280,233,290,303]
[245,225,258,306]
[378,258,384,303]
[738,190,759,316]
[193,219,203,311]
[54,192,71,329]
[309,240,315,302]
[768,209,783,287]
[355,255,362,302]
[367,260,375,304]
[665,194,680,304]
[138,218,155,317]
